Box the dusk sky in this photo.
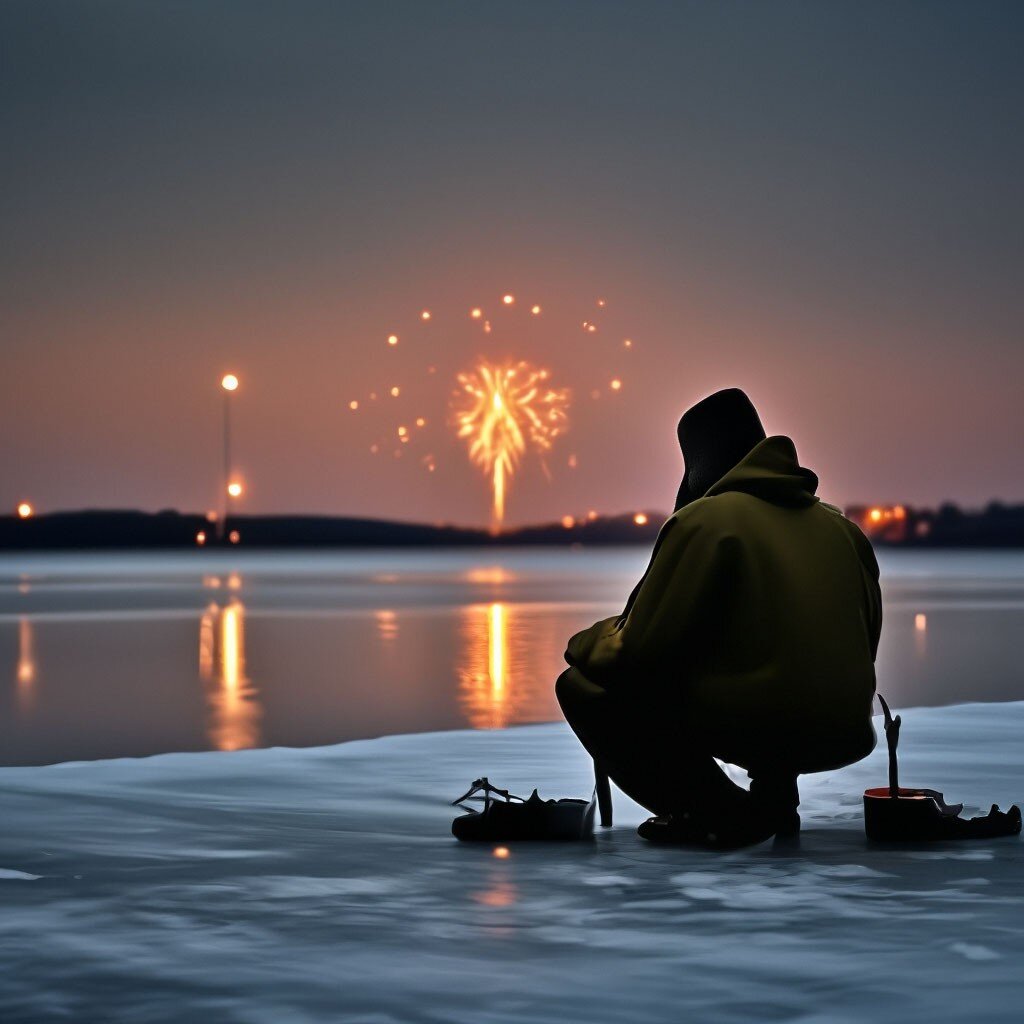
[3,1,1022,527]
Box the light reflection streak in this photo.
[16,617,36,711]
[199,599,262,751]
[376,609,399,642]
[457,602,561,730]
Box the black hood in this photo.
[674,388,767,510]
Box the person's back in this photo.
[673,438,880,776]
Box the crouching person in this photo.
[557,389,882,848]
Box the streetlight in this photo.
[220,374,239,541]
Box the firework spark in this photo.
[452,360,569,533]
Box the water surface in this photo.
[2,548,1023,765]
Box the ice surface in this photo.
[1,703,1022,1023]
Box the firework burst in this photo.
[452,360,569,533]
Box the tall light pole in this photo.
[220,374,239,541]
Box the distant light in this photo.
[483,320,492,333]
[221,374,239,392]
[195,530,207,546]
[567,453,578,469]
[531,304,541,315]
[349,400,359,411]
[205,510,218,523]
[561,515,575,529]
[420,310,431,321]
[610,379,622,391]
[427,366,437,374]
[470,308,483,319]
[587,323,597,333]
[370,444,380,454]
[228,530,241,545]
[502,294,514,305]
[390,386,400,397]
[590,388,601,400]
[869,508,883,523]
[397,425,408,437]
[893,505,907,520]
[634,512,649,526]
[587,510,598,521]
[16,502,33,519]
[227,481,243,498]
[387,334,399,346]
[915,613,927,632]
[623,338,633,348]
[493,846,511,859]
[597,298,606,307]
[415,417,426,427]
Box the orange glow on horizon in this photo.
[17,502,33,519]
[561,515,575,529]
[634,512,648,526]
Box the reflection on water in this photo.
[199,598,263,752]
[3,549,1024,765]
[914,612,928,658]
[375,609,399,642]
[16,617,35,710]
[457,601,561,730]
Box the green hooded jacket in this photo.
[565,435,882,774]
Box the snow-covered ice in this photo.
[2,702,1022,1023]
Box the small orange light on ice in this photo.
[869,508,883,523]
[561,515,575,529]
[493,846,510,859]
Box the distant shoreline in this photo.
[3,504,1024,550]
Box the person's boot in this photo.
[637,774,799,849]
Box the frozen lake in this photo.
[2,547,1024,766]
